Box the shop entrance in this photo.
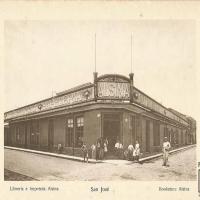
[103,113,121,154]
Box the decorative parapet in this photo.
[4,73,190,128]
[132,87,189,126]
[4,86,94,121]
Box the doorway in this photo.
[103,113,121,153]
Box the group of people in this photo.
[124,141,140,162]
[81,136,171,166]
[81,137,109,162]
[81,138,141,162]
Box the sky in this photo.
[4,20,197,120]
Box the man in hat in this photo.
[162,137,171,166]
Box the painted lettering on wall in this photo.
[5,87,94,120]
[98,82,130,99]
[133,88,188,126]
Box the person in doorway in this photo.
[91,144,96,160]
[81,143,89,163]
[162,137,171,166]
[135,141,140,162]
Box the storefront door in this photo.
[103,113,121,153]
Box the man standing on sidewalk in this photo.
[81,143,89,163]
[162,137,171,166]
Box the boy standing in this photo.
[81,144,89,163]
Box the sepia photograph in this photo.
[3,20,197,182]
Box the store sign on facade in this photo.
[97,82,130,99]
[133,88,188,126]
[5,87,94,120]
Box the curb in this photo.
[4,146,102,164]
[139,144,196,163]
[5,144,195,164]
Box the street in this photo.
[4,147,196,181]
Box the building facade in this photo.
[4,73,196,158]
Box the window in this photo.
[130,116,136,143]
[175,129,179,144]
[30,120,39,145]
[171,131,176,146]
[181,131,183,144]
[153,121,160,146]
[16,126,21,144]
[75,116,84,147]
[164,126,167,138]
[185,132,187,144]
[65,118,74,147]
[145,120,150,152]
[135,115,142,144]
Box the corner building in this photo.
[4,73,196,158]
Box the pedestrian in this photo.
[91,144,96,160]
[81,143,89,163]
[96,138,101,160]
[105,137,108,146]
[119,143,123,159]
[99,137,104,160]
[127,144,134,161]
[57,143,63,154]
[135,141,140,162]
[133,148,136,161]
[162,137,171,166]
[115,141,120,157]
[104,140,108,158]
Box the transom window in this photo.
[67,119,74,128]
[77,117,84,127]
